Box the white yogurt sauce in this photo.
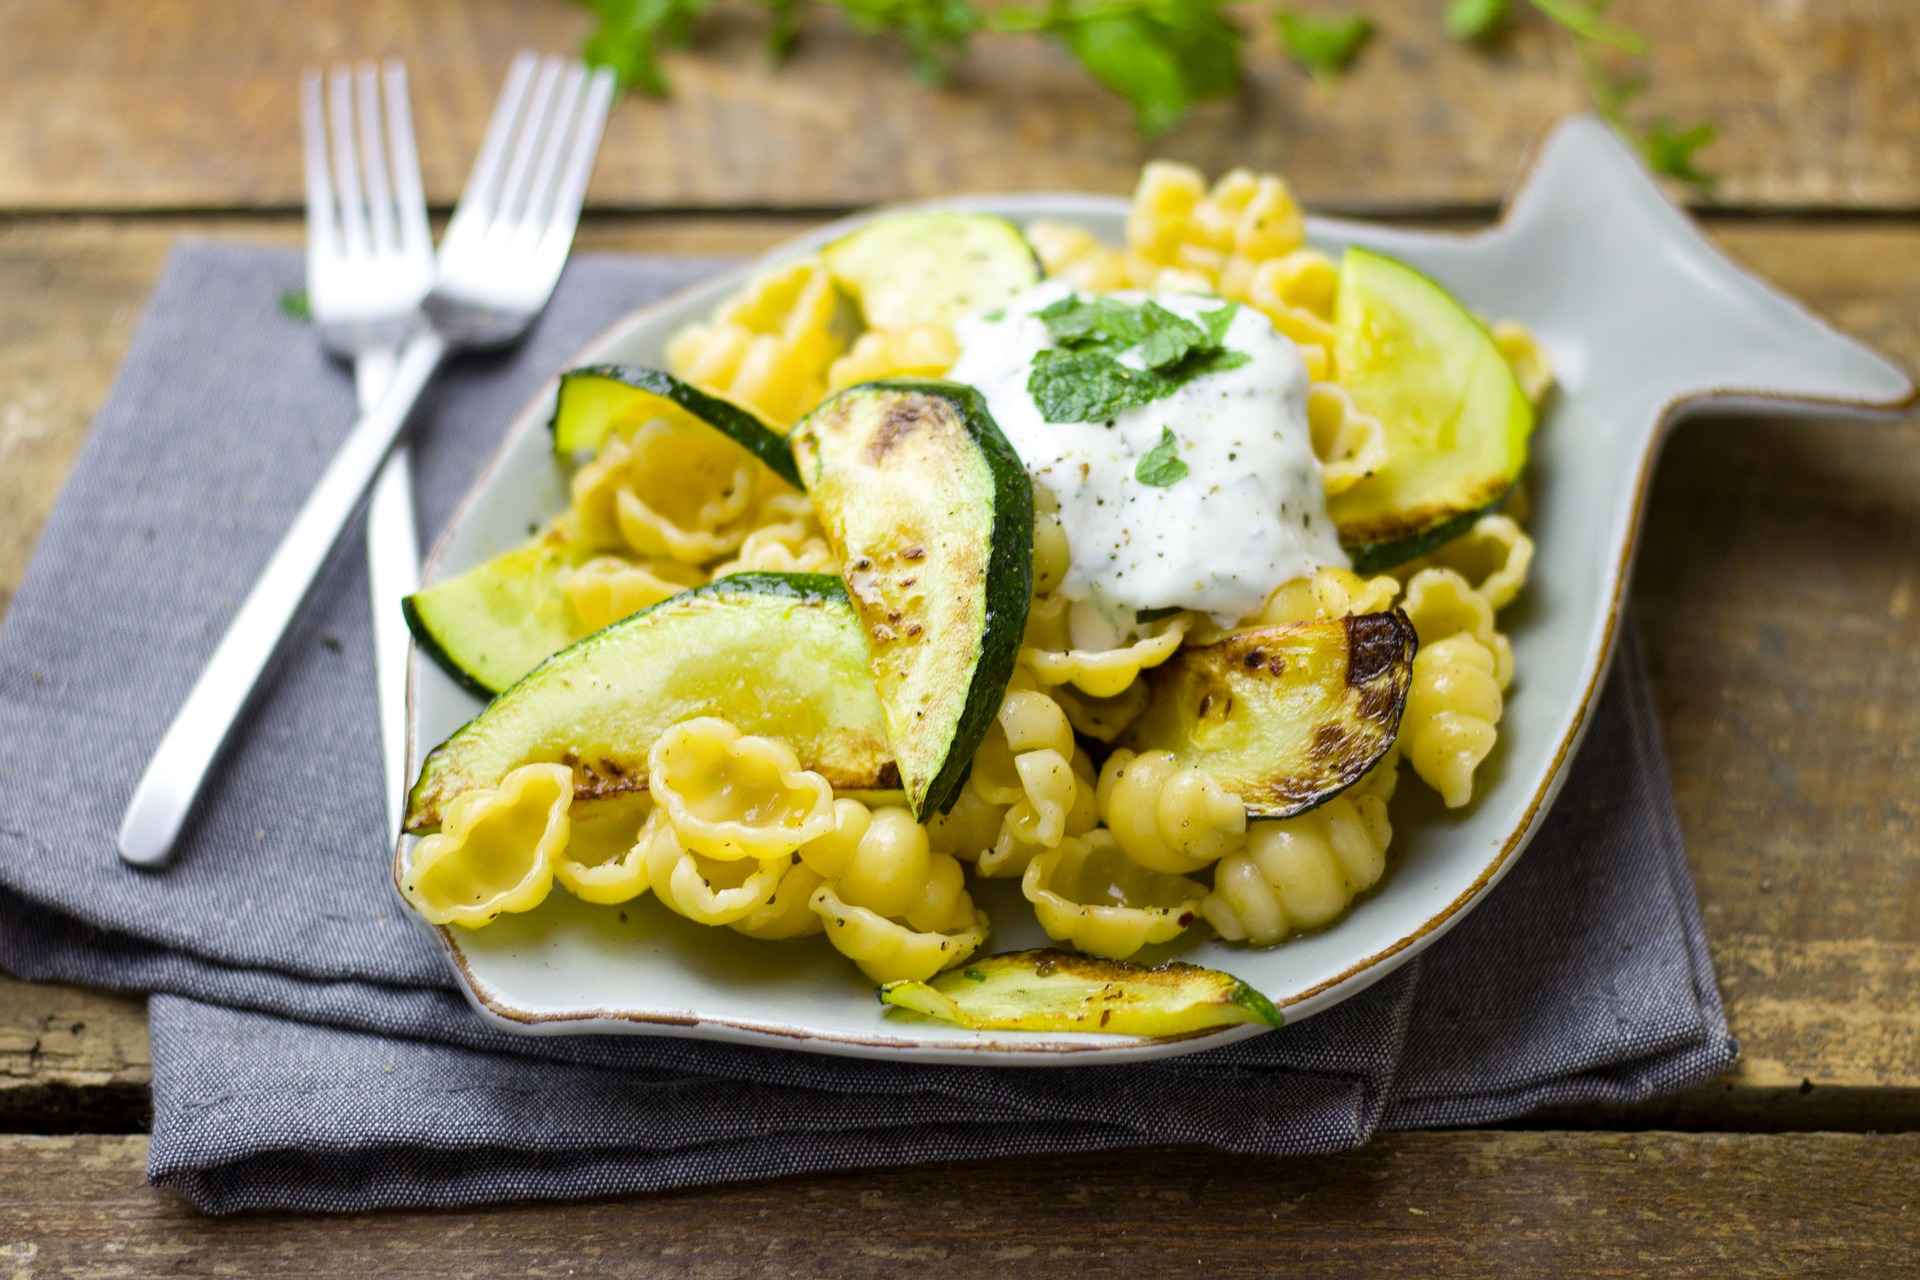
[948,281,1348,626]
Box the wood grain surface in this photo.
[0,1133,1913,1275]
[1,217,1915,1130]
[3,0,1918,213]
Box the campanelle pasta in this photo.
[401,763,571,928]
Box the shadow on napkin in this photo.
[0,243,1735,1213]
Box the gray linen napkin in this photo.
[0,243,1736,1214]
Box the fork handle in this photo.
[117,329,449,869]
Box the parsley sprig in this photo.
[1027,296,1247,423]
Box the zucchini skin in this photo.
[792,379,1033,819]
[402,592,499,702]
[550,363,802,488]
[918,380,1035,818]
[1344,494,1509,575]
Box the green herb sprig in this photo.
[1027,296,1247,423]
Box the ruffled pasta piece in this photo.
[1400,568,1514,688]
[649,717,836,860]
[1096,749,1247,874]
[709,512,840,577]
[964,688,1094,878]
[1202,794,1392,946]
[1027,220,1132,292]
[1246,565,1402,630]
[826,323,958,391]
[729,860,828,940]
[570,417,761,564]
[564,556,706,635]
[1124,164,1308,299]
[401,763,569,928]
[810,881,989,983]
[1020,594,1191,698]
[1031,488,1072,597]
[1049,679,1150,743]
[1401,632,1504,809]
[1306,382,1390,495]
[1023,829,1207,960]
[635,808,790,926]
[665,256,848,429]
[1493,321,1555,406]
[1397,514,1534,612]
[1245,251,1340,381]
[924,785,1010,862]
[551,794,654,905]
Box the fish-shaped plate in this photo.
[398,117,1913,1065]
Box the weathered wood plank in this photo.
[0,1133,1911,1274]
[1,0,1917,214]
[0,218,1916,1127]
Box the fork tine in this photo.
[327,67,372,261]
[382,60,433,266]
[538,66,617,255]
[513,62,587,248]
[490,55,565,237]
[354,63,397,256]
[299,71,340,265]
[445,50,539,245]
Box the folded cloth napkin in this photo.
[0,243,1737,1214]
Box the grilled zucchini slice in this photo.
[405,573,899,833]
[549,364,800,483]
[790,380,1033,818]
[821,213,1040,331]
[879,950,1283,1036]
[402,522,595,699]
[1125,612,1416,819]
[1327,249,1534,572]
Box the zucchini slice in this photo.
[1326,248,1534,572]
[403,523,595,699]
[405,573,899,833]
[878,950,1283,1036]
[1125,612,1417,819]
[550,364,801,483]
[821,213,1041,332]
[790,380,1033,818]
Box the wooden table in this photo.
[2,1,1916,1272]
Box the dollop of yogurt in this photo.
[948,281,1348,625]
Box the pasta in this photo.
[570,417,762,563]
[1245,251,1340,381]
[551,794,654,904]
[1096,749,1247,874]
[1494,321,1555,406]
[1397,514,1534,612]
[709,513,839,578]
[1393,567,1518,807]
[1022,830,1207,960]
[564,556,706,635]
[1126,162,1308,299]
[648,717,837,860]
[1020,594,1191,698]
[1306,382,1390,495]
[826,323,958,391]
[665,256,847,429]
[1201,793,1393,946]
[635,807,791,926]
[401,763,570,928]
[801,798,988,981]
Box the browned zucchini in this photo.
[877,949,1282,1035]
[1124,612,1416,819]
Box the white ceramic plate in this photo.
[396,116,1913,1065]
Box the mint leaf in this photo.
[1641,118,1716,187]
[1038,295,1146,350]
[1198,301,1239,345]
[277,288,311,322]
[1275,10,1373,80]
[1446,0,1510,39]
[1029,349,1172,423]
[1177,347,1251,377]
[579,0,714,95]
[1135,302,1209,369]
[1134,428,1189,487]
[1047,2,1244,137]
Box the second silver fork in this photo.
[118,51,616,869]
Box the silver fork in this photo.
[118,51,616,869]
[301,60,434,841]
